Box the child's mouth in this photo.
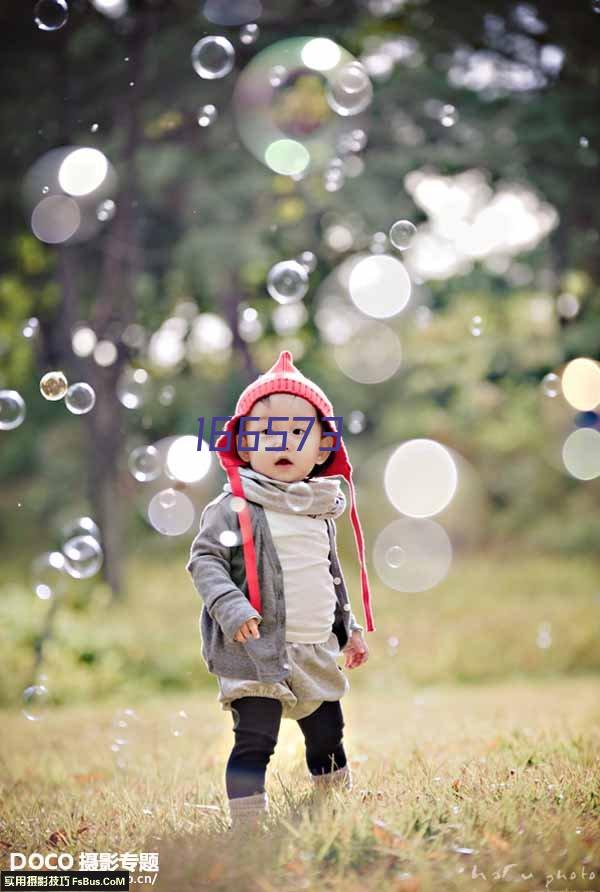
[275,458,293,466]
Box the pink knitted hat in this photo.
[213,349,375,633]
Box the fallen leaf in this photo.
[393,873,420,891]
[47,829,69,848]
[73,772,109,784]
[372,818,406,848]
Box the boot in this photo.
[228,790,270,834]
[308,762,353,792]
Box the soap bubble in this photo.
[22,317,40,339]
[239,23,259,45]
[541,372,561,398]
[128,445,162,482]
[267,260,309,304]
[60,516,101,546]
[384,439,458,518]
[385,546,406,568]
[348,254,411,318]
[169,708,189,737]
[296,251,317,272]
[31,551,69,601]
[269,64,287,87]
[326,61,373,116]
[389,220,417,250]
[197,104,218,127]
[0,390,26,430]
[63,535,104,579]
[285,481,314,512]
[24,146,117,245]
[373,518,452,592]
[233,37,369,176]
[34,0,68,31]
[65,382,96,415]
[22,684,49,721]
[40,370,68,401]
[117,366,152,409]
[191,36,235,79]
[110,707,140,771]
[96,198,116,221]
[148,488,195,536]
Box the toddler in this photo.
[186,350,375,832]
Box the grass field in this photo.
[2,677,600,890]
[1,551,600,890]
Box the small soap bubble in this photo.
[197,104,218,127]
[65,382,96,415]
[230,496,247,513]
[385,546,406,569]
[148,488,195,536]
[31,551,68,601]
[40,370,68,401]
[326,61,373,116]
[22,317,40,339]
[128,445,161,482]
[347,410,366,434]
[60,516,100,545]
[63,534,103,579]
[440,104,458,127]
[536,621,552,649]
[239,23,259,45]
[96,199,116,222]
[191,35,235,79]
[296,251,317,273]
[90,123,99,133]
[267,260,309,304]
[389,220,416,250]
[579,136,589,148]
[470,315,483,336]
[34,0,68,32]
[285,481,314,513]
[22,684,49,721]
[541,372,560,398]
[0,390,26,430]
[117,366,152,409]
[269,65,287,87]
[170,709,189,737]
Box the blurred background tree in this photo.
[0,0,599,608]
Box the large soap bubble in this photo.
[233,37,371,175]
[23,146,117,245]
[0,390,26,430]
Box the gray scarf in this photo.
[223,466,347,520]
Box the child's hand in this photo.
[342,630,369,669]
[233,616,262,643]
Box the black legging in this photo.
[225,696,347,799]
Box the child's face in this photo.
[237,392,331,482]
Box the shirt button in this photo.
[343,603,351,611]
[333,576,341,585]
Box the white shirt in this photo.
[263,508,337,643]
